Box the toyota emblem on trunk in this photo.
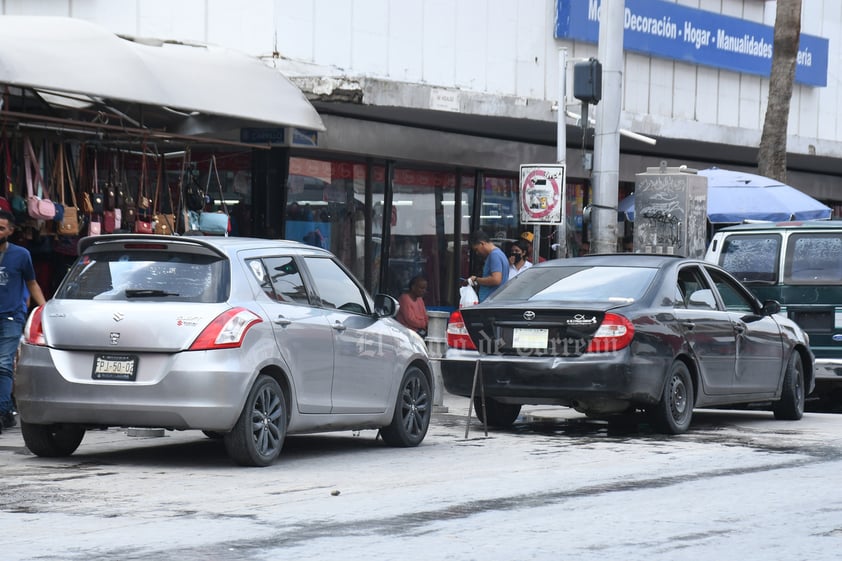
[523,311,536,320]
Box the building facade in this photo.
[4,0,841,309]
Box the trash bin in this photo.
[426,310,451,408]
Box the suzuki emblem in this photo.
[113,312,124,322]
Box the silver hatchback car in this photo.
[15,235,432,466]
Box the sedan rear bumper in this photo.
[440,348,669,411]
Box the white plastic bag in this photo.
[459,285,479,308]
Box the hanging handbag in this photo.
[137,145,151,213]
[103,210,116,233]
[23,138,56,220]
[81,192,94,214]
[134,217,154,234]
[90,151,104,214]
[198,155,230,236]
[152,153,175,235]
[50,144,66,223]
[119,152,136,213]
[57,144,80,236]
[88,219,101,237]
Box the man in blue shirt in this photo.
[0,211,46,434]
[468,230,509,302]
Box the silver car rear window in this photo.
[55,250,229,302]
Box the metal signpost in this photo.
[519,163,566,262]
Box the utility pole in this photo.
[591,0,624,254]
[555,47,568,259]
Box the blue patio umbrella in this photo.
[619,167,832,224]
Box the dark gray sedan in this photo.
[16,235,432,466]
[441,254,814,433]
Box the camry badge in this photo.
[523,311,536,321]
[113,312,124,322]
[110,332,120,345]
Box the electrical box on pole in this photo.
[634,162,708,258]
[573,58,602,104]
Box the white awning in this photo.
[0,16,325,131]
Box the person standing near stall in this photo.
[508,239,533,279]
[0,211,46,434]
[468,230,509,302]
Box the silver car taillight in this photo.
[189,307,262,350]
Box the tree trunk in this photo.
[757,0,802,182]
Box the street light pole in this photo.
[591,0,624,254]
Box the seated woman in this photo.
[395,275,428,337]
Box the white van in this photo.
[705,220,842,409]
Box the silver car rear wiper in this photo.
[125,289,181,298]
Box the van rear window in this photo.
[784,234,842,284]
[718,234,781,284]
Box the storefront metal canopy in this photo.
[0,16,325,133]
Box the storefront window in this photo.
[369,165,386,294]
[480,175,519,247]
[457,174,475,293]
[387,167,459,308]
[286,157,366,278]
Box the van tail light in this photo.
[586,313,634,353]
[446,310,477,350]
[189,308,262,350]
[24,305,46,346]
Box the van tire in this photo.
[774,351,804,420]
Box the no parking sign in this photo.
[519,164,565,224]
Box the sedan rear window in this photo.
[55,250,229,302]
[490,266,657,303]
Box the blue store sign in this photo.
[556,0,828,87]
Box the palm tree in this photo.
[757,0,802,182]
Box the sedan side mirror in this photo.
[374,293,398,318]
[761,299,781,316]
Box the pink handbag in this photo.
[23,138,56,220]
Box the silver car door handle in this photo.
[274,317,292,327]
[332,322,347,332]
[734,324,746,335]
[680,321,695,330]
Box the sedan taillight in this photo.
[446,310,477,350]
[586,313,634,353]
[24,305,46,346]
[189,308,262,350]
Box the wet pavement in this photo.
[1,393,842,560]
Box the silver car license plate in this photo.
[92,354,139,381]
[512,328,549,349]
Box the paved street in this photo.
[1,393,841,561]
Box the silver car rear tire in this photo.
[224,375,287,467]
[21,421,86,457]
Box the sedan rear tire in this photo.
[379,366,431,447]
[474,397,522,428]
[21,421,86,457]
[224,375,286,467]
[652,361,694,434]
[773,351,804,421]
